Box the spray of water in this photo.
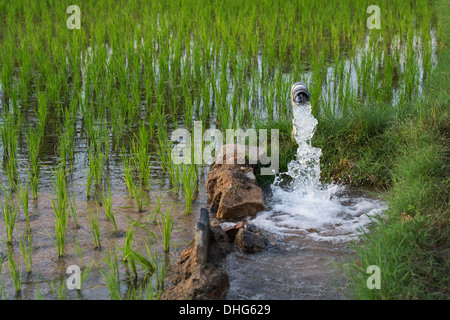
[252,101,386,243]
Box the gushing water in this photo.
[252,100,386,243]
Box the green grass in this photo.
[102,180,118,233]
[99,248,122,300]
[343,0,449,299]
[159,206,174,253]
[6,250,22,295]
[88,205,101,249]
[48,167,69,257]
[1,185,17,244]
[19,230,33,273]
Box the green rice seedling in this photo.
[88,206,101,249]
[102,180,118,233]
[81,261,94,289]
[49,278,67,300]
[74,237,84,268]
[99,248,122,300]
[180,163,198,214]
[49,168,69,257]
[154,192,165,216]
[131,240,156,273]
[5,156,18,192]
[1,186,17,244]
[121,148,135,196]
[118,226,137,279]
[19,231,33,273]
[159,206,174,253]
[1,112,18,160]
[86,164,93,199]
[1,113,19,190]
[131,182,146,213]
[124,282,140,301]
[19,183,30,228]
[6,250,22,295]
[144,276,162,300]
[88,148,104,188]
[35,274,46,300]
[0,256,5,299]
[157,135,181,193]
[69,194,79,228]
[149,248,166,291]
[27,164,39,200]
[131,123,151,188]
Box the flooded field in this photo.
[0,0,439,300]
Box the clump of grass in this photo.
[6,250,22,295]
[19,183,30,228]
[131,183,146,213]
[35,274,46,300]
[131,122,151,188]
[87,147,104,197]
[48,167,69,257]
[118,226,138,279]
[1,185,17,244]
[19,231,33,273]
[180,163,198,214]
[88,206,101,249]
[25,93,47,199]
[69,194,79,228]
[74,237,84,268]
[132,240,156,273]
[102,180,118,233]
[99,248,122,300]
[1,113,19,190]
[49,277,67,300]
[121,148,135,197]
[159,206,174,253]
[157,131,181,193]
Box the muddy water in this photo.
[224,237,349,300]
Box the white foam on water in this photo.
[250,101,387,243]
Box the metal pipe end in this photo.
[291,82,311,104]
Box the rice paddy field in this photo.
[0,0,448,300]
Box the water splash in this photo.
[252,100,386,243]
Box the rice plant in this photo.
[1,113,19,190]
[159,206,174,253]
[131,122,151,188]
[6,250,21,295]
[36,274,46,300]
[19,231,33,273]
[102,180,118,232]
[180,163,198,214]
[131,240,156,273]
[49,278,67,300]
[49,167,69,257]
[121,148,135,197]
[99,248,122,300]
[1,186,17,244]
[131,182,146,213]
[81,261,94,289]
[35,274,46,300]
[88,206,101,249]
[19,183,30,228]
[74,237,84,268]
[69,194,79,228]
[118,226,138,279]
